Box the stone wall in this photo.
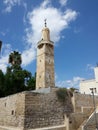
[1,89,96,130]
[72,93,98,112]
[0,92,25,128]
[0,88,73,129]
[0,90,96,130]
[68,93,98,130]
[24,88,73,129]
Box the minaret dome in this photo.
[41,27,50,41]
[41,19,50,41]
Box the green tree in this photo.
[0,69,5,97]
[27,76,36,90]
[4,70,13,96]
[0,51,36,97]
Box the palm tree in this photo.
[9,51,22,65]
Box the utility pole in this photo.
[90,88,98,130]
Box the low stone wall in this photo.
[69,93,98,130]
[0,92,25,128]
[0,88,73,129]
[24,88,73,129]
[2,89,95,130]
[72,93,98,112]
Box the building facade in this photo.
[80,66,98,94]
[36,23,55,89]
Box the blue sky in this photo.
[0,0,98,88]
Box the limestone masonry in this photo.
[0,88,72,130]
[0,89,98,130]
[36,24,55,89]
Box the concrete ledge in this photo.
[0,126,24,130]
[32,87,51,94]
[0,125,66,130]
[28,125,66,130]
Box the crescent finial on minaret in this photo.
[44,19,47,27]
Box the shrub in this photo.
[56,88,69,102]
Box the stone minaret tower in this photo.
[36,20,55,89]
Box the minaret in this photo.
[36,20,55,89]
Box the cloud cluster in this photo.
[3,0,22,13]
[86,64,94,71]
[0,56,8,73]
[1,0,78,71]
[59,0,68,6]
[56,76,84,88]
[22,0,78,66]
[85,64,95,77]
[0,0,85,89]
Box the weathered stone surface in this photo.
[0,92,25,127]
[24,89,67,129]
[72,93,98,112]
[0,88,73,130]
[1,90,97,130]
[36,26,55,89]
[68,93,98,130]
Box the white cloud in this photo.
[22,47,36,66]
[2,44,12,56]
[0,56,8,73]
[22,0,78,66]
[1,0,78,70]
[56,76,84,88]
[41,0,51,8]
[0,29,9,36]
[0,32,6,36]
[85,64,95,77]
[23,2,28,24]
[3,0,22,13]
[55,73,58,81]
[86,64,94,71]
[59,0,68,6]
[0,43,12,72]
[74,27,81,33]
